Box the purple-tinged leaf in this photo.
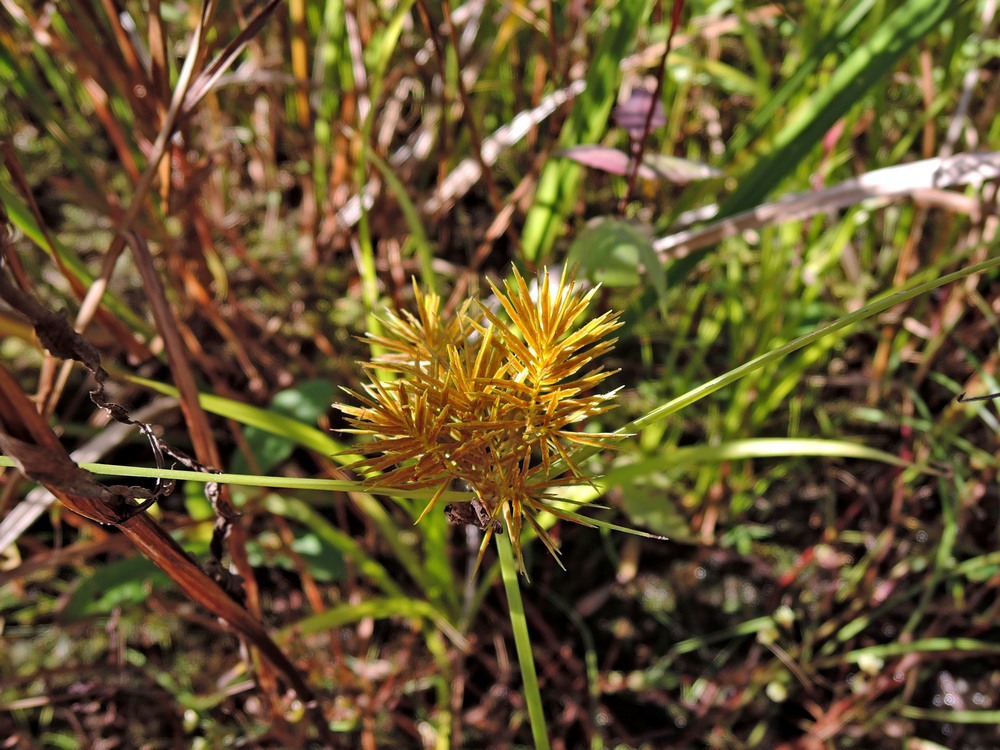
[560,146,723,184]
[559,145,661,179]
[613,89,667,137]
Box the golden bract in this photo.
[338,266,622,574]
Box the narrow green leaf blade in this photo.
[719,0,961,217]
[521,0,646,264]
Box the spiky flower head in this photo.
[337,267,622,573]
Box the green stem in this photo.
[496,532,551,750]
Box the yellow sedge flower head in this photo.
[338,267,622,573]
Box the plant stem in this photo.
[496,532,551,750]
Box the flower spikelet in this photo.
[338,267,622,573]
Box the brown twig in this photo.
[0,364,331,729]
[122,230,289,712]
[0,254,334,744]
[620,0,685,213]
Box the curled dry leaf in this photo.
[560,145,723,184]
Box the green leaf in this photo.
[290,531,346,582]
[568,218,668,317]
[127,373,351,460]
[62,558,173,622]
[229,379,337,475]
[618,474,695,541]
[246,528,346,583]
[568,218,647,287]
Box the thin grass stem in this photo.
[496,531,551,750]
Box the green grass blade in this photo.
[843,637,1000,663]
[609,437,924,478]
[520,0,645,265]
[668,0,961,285]
[125,373,351,459]
[362,142,438,293]
[564,254,1000,473]
[721,0,878,163]
[898,706,1000,725]
[0,456,469,505]
[720,0,960,216]
[496,531,551,750]
[281,594,466,650]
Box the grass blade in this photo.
[520,0,646,265]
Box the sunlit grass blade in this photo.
[520,0,646,264]
[667,0,963,285]
[495,531,551,750]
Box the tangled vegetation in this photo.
[1,1,999,748]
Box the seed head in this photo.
[337,267,622,573]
